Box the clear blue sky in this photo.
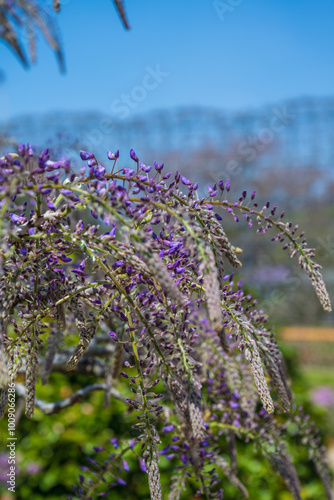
[0,0,334,122]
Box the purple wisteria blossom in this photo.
[0,144,332,500]
[107,149,120,160]
[130,148,139,162]
[80,150,95,161]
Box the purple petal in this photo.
[110,438,119,449]
[109,332,118,341]
[80,150,95,161]
[140,163,151,173]
[163,425,175,433]
[180,176,190,185]
[59,255,72,263]
[9,213,26,224]
[47,201,56,211]
[123,460,129,472]
[229,401,239,409]
[139,459,147,472]
[95,164,106,179]
[154,161,164,172]
[130,149,139,162]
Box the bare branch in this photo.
[112,0,130,29]
[15,382,127,415]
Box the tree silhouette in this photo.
[0,0,130,70]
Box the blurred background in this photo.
[0,1,334,498]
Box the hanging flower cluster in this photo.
[0,145,332,499]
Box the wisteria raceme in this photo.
[66,298,98,371]
[0,348,23,419]
[168,469,187,500]
[0,144,332,499]
[41,327,63,385]
[217,325,229,352]
[263,353,291,413]
[299,253,332,312]
[215,456,249,499]
[254,329,292,412]
[238,358,258,418]
[166,375,191,428]
[111,341,124,380]
[137,244,187,308]
[146,448,163,500]
[292,408,334,500]
[0,340,8,389]
[227,431,238,475]
[314,457,334,500]
[55,303,66,330]
[66,343,89,372]
[0,389,8,420]
[220,350,243,396]
[0,287,18,337]
[188,378,206,440]
[204,211,242,269]
[245,338,274,414]
[45,270,67,330]
[200,245,224,334]
[267,448,302,500]
[25,333,39,419]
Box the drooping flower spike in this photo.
[0,145,331,500]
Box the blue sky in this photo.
[0,0,334,121]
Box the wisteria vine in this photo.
[0,145,332,499]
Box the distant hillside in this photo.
[0,96,333,164]
[1,97,334,205]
